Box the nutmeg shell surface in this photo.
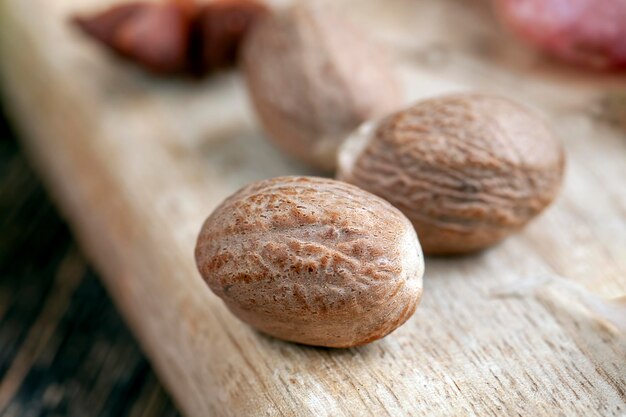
[337,94,566,255]
[195,176,423,347]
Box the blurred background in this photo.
[0,106,179,416]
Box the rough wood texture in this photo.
[0,120,179,417]
[1,0,625,416]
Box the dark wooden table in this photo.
[0,109,180,417]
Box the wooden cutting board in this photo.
[1,0,625,415]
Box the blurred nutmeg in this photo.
[195,176,424,348]
[337,93,566,255]
[241,4,402,171]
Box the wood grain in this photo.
[1,0,625,416]
[0,125,179,417]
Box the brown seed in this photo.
[337,93,566,255]
[241,4,402,171]
[195,176,424,348]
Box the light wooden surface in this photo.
[1,0,625,416]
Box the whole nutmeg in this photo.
[337,94,566,255]
[195,176,424,348]
[241,4,402,171]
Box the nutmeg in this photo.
[337,93,566,255]
[195,176,424,348]
[241,4,402,171]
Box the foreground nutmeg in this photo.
[241,4,402,171]
[337,94,566,255]
[195,177,424,348]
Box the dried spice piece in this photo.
[73,3,146,45]
[73,0,267,76]
[74,1,191,74]
[192,0,269,75]
[494,0,626,69]
[114,2,191,74]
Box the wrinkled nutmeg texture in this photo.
[73,0,268,76]
[337,94,566,255]
[195,177,424,348]
[241,4,402,171]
